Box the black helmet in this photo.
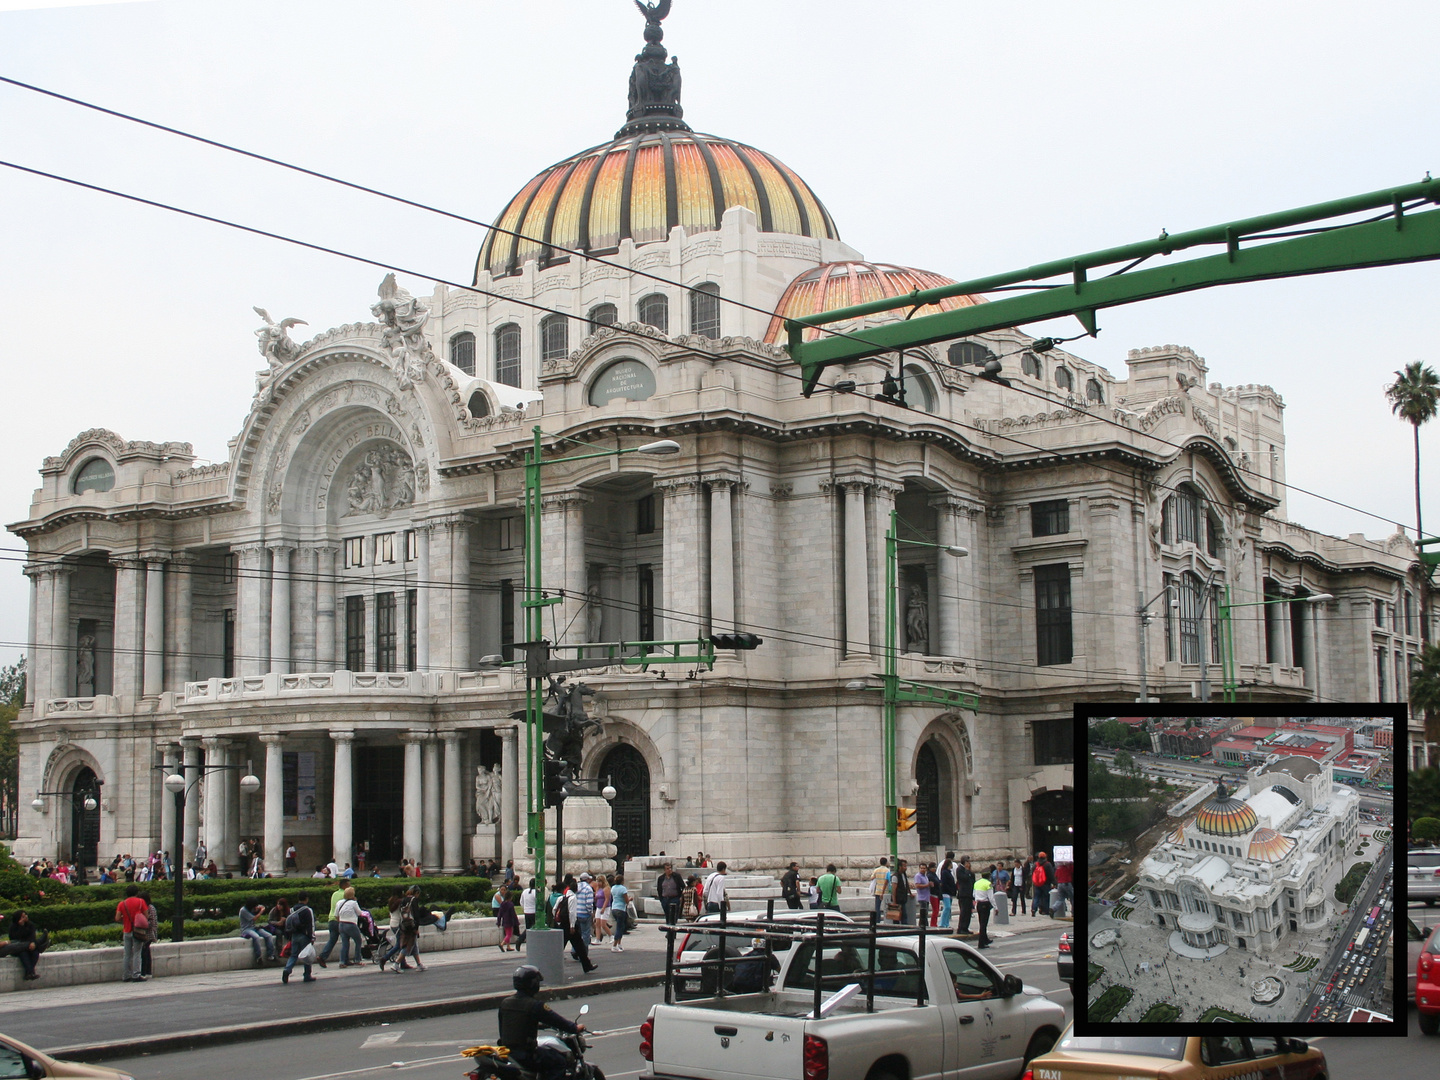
[513,964,544,995]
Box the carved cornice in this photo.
[109,556,147,572]
[702,471,745,491]
[872,480,905,499]
[653,475,704,495]
[768,481,793,499]
[540,491,595,511]
[929,494,985,517]
[41,429,194,476]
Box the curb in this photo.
[46,970,666,1064]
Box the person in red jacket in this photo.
[114,884,149,982]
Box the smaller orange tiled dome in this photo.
[764,261,985,344]
[1168,822,1186,845]
[1247,828,1296,863]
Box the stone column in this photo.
[269,543,294,675]
[24,565,39,705]
[142,559,166,696]
[500,726,519,859]
[50,565,74,700]
[260,733,285,875]
[315,545,338,670]
[235,545,267,677]
[931,496,962,658]
[401,733,424,864]
[158,742,178,863]
[538,493,592,647]
[331,731,354,868]
[708,478,736,635]
[27,566,53,702]
[224,741,242,871]
[182,739,200,866]
[112,557,144,697]
[448,519,472,672]
[171,554,194,690]
[841,481,871,658]
[415,526,431,671]
[292,547,317,671]
[442,732,463,873]
[422,735,441,871]
[202,737,224,860]
[658,476,704,641]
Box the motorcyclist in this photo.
[498,965,587,1080]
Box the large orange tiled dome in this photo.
[477,131,838,278]
[764,261,986,344]
[1194,781,1259,837]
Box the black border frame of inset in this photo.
[1071,701,1405,1039]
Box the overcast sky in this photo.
[1,1,1437,671]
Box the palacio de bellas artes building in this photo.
[6,5,1432,881]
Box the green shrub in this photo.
[1089,985,1133,1022]
[48,919,239,946]
[1335,862,1372,906]
[0,870,71,905]
[1140,1002,1180,1022]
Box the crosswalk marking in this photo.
[360,1031,404,1048]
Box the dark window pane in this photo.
[1055,366,1073,391]
[1021,352,1042,378]
[690,282,720,339]
[638,294,669,334]
[406,589,417,671]
[1031,499,1069,537]
[1034,563,1072,666]
[541,314,569,362]
[1033,719,1073,765]
[1179,575,1203,664]
[283,751,298,817]
[494,323,521,387]
[345,595,366,671]
[639,564,655,641]
[375,592,396,673]
[222,609,235,678]
[588,303,617,330]
[947,341,994,367]
[450,332,476,377]
[1086,378,1104,403]
[636,493,655,535]
[500,579,515,657]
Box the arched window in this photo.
[449,331,476,377]
[1178,572,1205,664]
[588,303,618,330]
[902,364,937,413]
[1021,352,1042,378]
[540,314,569,362]
[689,282,720,339]
[494,323,521,387]
[467,391,490,418]
[73,457,115,494]
[1086,377,1104,404]
[947,341,994,367]
[637,293,669,334]
[1054,366,1073,392]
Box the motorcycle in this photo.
[462,1003,604,1080]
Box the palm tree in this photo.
[1386,361,1440,643]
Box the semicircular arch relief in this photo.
[580,715,667,792]
[42,741,106,796]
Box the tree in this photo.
[1386,360,1439,643]
[0,658,24,840]
[1412,643,1440,754]
[1414,817,1440,845]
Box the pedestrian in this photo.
[892,858,914,924]
[5,911,43,981]
[282,893,318,983]
[703,862,729,914]
[1011,857,1026,915]
[914,863,932,926]
[610,873,631,951]
[657,862,684,925]
[336,887,364,966]
[938,852,957,928]
[573,873,596,955]
[817,864,842,912]
[870,857,891,919]
[926,862,942,926]
[808,877,821,909]
[973,867,993,947]
[393,889,425,971]
[599,875,617,944]
[378,888,412,972]
[780,861,802,911]
[497,887,520,951]
[240,898,277,966]
[316,881,346,967]
[955,856,975,933]
[554,876,597,973]
[114,884,149,982]
[521,878,538,931]
[284,841,297,872]
[682,875,701,920]
[137,891,159,977]
[1032,852,1052,917]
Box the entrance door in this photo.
[70,766,101,867]
[355,746,404,864]
[1029,789,1073,857]
[599,744,650,869]
[916,742,942,848]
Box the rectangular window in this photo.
[1179,577,1202,665]
[541,315,569,362]
[404,530,417,562]
[690,283,721,339]
[1034,563,1072,666]
[344,536,364,569]
[636,494,656,535]
[1163,573,1176,662]
[1210,589,1222,664]
[639,563,656,641]
[1175,491,1200,545]
[222,609,235,678]
[1032,719,1073,765]
[223,553,238,585]
[1397,653,1407,703]
[1030,499,1069,537]
[1375,599,1385,627]
[376,533,395,564]
[375,592,396,672]
[406,589,417,671]
[500,579,515,656]
[1405,593,1415,636]
[1376,647,1386,701]
[499,517,518,551]
[345,595,366,671]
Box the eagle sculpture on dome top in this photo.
[635,0,672,38]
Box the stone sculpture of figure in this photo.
[362,449,387,514]
[474,764,501,825]
[625,0,683,125]
[586,584,603,643]
[906,583,929,654]
[76,634,95,695]
[371,274,431,389]
[346,468,368,515]
[253,307,308,371]
[390,457,416,509]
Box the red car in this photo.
[1418,923,1440,1036]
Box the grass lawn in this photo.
[1090,985,1133,1023]
[1089,962,1104,986]
[1335,861,1372,905]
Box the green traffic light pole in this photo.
[1218,588,1332,703]
[522,425,680,929]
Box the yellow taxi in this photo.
[0,1033,135,1079]
[1022,1028,1328,1080]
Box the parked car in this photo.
[0,1033,135,1079]
[672,909,855,997]
[1058,930,1073,996]
[1409,916,1427,1001]
[1023,1029,1325,1080]
[1409,849,1440,906]
[1418,922,1440,1035]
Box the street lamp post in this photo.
[31,783,102,870]
[161,762,260,942]
[1218,589,1332,702]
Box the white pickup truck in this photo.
[640,928,1065,1080]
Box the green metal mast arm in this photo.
[789,178,1440,394]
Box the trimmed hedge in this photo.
[1089,985,1133,1022]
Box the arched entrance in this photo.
[70,766,101,867]
[916,742,941,848]
[1028,789,1072,857]
[599,744,650,868]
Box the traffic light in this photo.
[709,632,764,650]
[543,759,568,808]
[896,807,917,832]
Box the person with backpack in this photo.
[816,864,842,911]
[114,884,149,982]
[552,876,596,973]
[1031,852,1051,917]
[282,894,318,983]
